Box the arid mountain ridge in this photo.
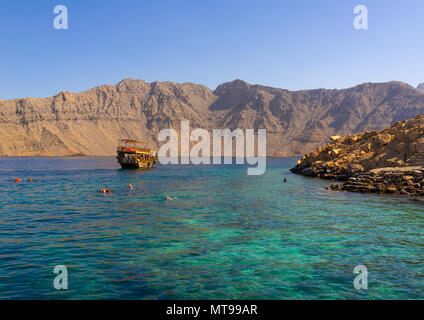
[1,78,424,157]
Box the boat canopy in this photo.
[119,139,146,144]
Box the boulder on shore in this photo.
[327,167,424,197]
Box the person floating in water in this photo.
[283,177,287,183]
[128,184,133,190]
[165,195,178,200]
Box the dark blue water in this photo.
[0,157,423,299]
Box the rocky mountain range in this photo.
[1,78,424,157]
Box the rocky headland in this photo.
[291,114,424,198]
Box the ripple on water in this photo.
[0,157,423,299]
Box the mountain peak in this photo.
[117,78,143,84]
[115,78,148,93]
[53,91,73,101]
[417,83,424,93]
[117,78,146,86]
[216,79,250,88]
[353,81,414,90]
[213,79,251,95]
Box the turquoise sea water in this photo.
[0,157,423,299]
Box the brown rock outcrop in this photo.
[291,114,424,179]
[291,114,424,197]
[327,167,424,197]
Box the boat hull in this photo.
[119,160,156,169]
[116,141,157,169]
[116,152,157,169]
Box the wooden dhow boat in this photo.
[116,139,158,169]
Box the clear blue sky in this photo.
[0,0,423,99]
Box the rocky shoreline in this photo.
[290,115,424,199]
[327,166,424,198]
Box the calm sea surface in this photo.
[0,157,423,299]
